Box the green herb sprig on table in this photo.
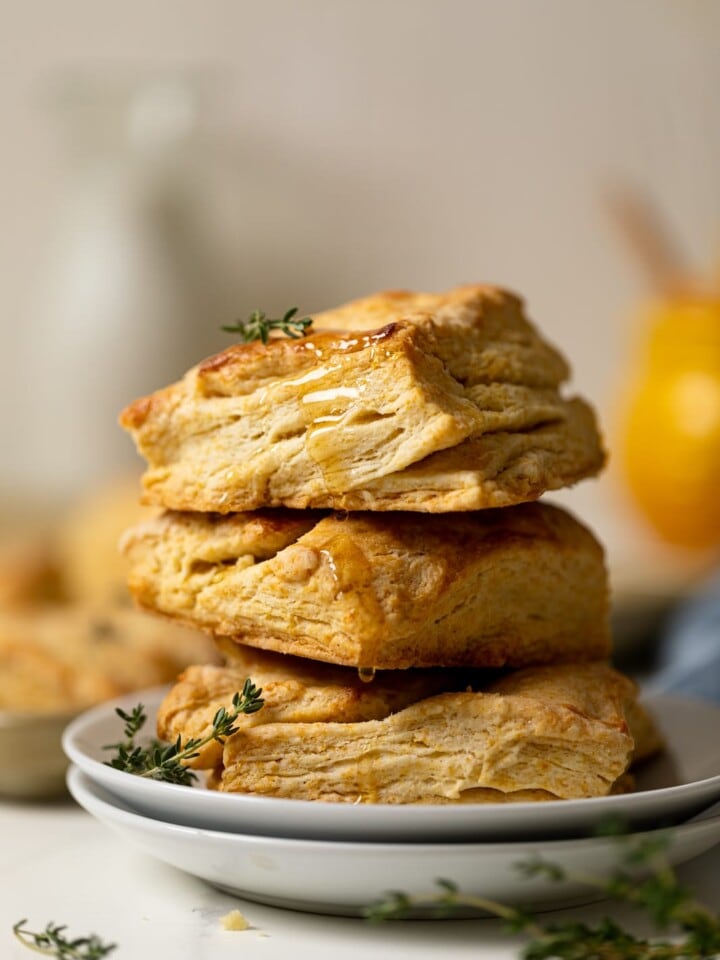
[102,679,264,785]
[222,307,313,344]
[366,834,720,959]
[13,920,116,959]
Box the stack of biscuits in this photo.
[119,285,661,804]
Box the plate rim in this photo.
[66,764,720,854]
[62,687,720,825]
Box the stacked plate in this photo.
[64,688,720,918]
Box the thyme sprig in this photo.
[222,307,313,344]
[103,679,264,785]
[13,920,116,959]
[367,834,720,959]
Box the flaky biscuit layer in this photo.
[123,502,610,670]
[219,663,654,803]
[120,286,604,513]
[157,639,473,769]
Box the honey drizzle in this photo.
[278,328,396,495]
[317,523,387,802]
[317,524,386,677]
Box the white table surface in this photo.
[2,797,719,960]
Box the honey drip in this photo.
[317,524,386,674]
[303,378,366,495]
[279,325,399,496]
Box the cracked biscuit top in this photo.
[120,285,605,513]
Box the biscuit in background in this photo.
[0,606,219,712]
[0,537,64,609]
[0,477,220,716]
[54,476,158,606]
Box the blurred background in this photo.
[2,0,720,730]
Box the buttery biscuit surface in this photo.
[123,502,610,670]
[120,286,605,513]
[219,662,642,803]
[157,639,472,769]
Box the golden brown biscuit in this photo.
[120,286,605,513]
[203,770,633,803]
[0,641,89,712]
[490,667,662,764]
[157,640,475,769]
[0,606,219,712]
[163,639,661,775]
[219,663,639,803]
[56,477,158,606]
[122,502,609,670]
[0,537,63,609]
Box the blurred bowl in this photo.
[0,708,78,799]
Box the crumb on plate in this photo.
[220,909,250,931]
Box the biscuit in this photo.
[157,639,475,769]
[0,607,219,712]
[122,502,610,670]
[120,286,605,513]
[56,477,158,606]
[0,538,63,609]
[219,663,644,803]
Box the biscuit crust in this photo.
[157,639,475,769]
[120,286,605,513]
[122,502,610,670]
[219,663,641,803]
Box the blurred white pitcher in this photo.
[25,69,214,501]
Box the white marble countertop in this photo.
[2,797,719,960]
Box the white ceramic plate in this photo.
[67,765,720,918]
[62,690,720,842]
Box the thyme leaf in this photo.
[222,307,312,344]
[13,920,116,959]
[366,833,720,958]
[103,679,264,785]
